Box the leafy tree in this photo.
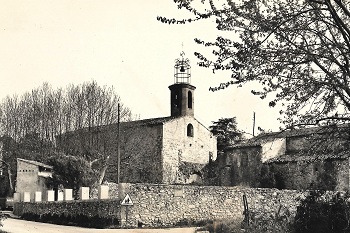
[46,154,97,198]
[159,0,350,128]
[209,117,244,152]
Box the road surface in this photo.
[1,218,198,233]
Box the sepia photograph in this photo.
[0,0,350,232]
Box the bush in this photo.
[294,190,350,233]
[14,199,120,228]
[21,212,118,228]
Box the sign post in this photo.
[121,194,133,227]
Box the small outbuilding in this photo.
[15,158,53,201]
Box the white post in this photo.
[79,187,89,200]
[98,185,109,200]
[47,190,55,202]
[23,192,31,202]
[13,192,21,202]
[64,189,73,201]
[57,190,64,201]
[34,191,42,202]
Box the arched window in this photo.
[187,123,194,137]
[188,91,192,109]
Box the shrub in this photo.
[14,199,120,228]
[294,190,350,233]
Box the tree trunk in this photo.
[98,155,110,185]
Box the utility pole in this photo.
[117,103,121,184]
[253,112,256,137]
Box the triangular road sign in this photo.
[121,194,133,206]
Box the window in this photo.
[173,93,179,108]
[188,91,192,109]
[187,123,194,137]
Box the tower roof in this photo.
[174,51,191,84]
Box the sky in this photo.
[0,0,282,135]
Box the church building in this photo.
[57,53,217,184]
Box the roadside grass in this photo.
[198,219,243,233]
[176,218,243,233]
[0,214,7,233]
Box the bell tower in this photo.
[169,52,196,117]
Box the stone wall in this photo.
[118,124,163,183]
[57,122,164,184]
[218,146,262,187]
[268,158,350,191]
[57,116,216,185]
[162,116,217,184]
[116,183,309,228]
[16,182,346,229]
[215,129,350,191]
[217,145,350,191]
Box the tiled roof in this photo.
[117,116,177,127]
[228,124,350,149]
[61,116,178,136]
[265,151,350,164]
[17,158,53,169]
[225,142,262,150]
[60,115,213,137]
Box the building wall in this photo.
[16,161,41,201]
[220,146,263,187]
[216,130,350,191]
[217,145,350,191]
[162,116,217,184]
[286,136,308,153]
[268,159,350,191]
[286,134,350,154]
[118,124,163,184]
[57,123,164,184]
[261,138,286,162]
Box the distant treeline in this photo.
[0,81,137,142]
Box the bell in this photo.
[180,66,185,72]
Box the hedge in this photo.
[14,199,121,228]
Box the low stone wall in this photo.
[15,183,339,229]
[116,183,310,227]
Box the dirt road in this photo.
[1,218,198,233]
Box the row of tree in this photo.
[0,81,139,197]
[0,81,137,143]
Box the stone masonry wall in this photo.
[219,146,263,187]
[162,116,217,184]
[116,183,309,228]
[57,122,164,184]
[268,158,350,191]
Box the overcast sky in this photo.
[0,0,282,134]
